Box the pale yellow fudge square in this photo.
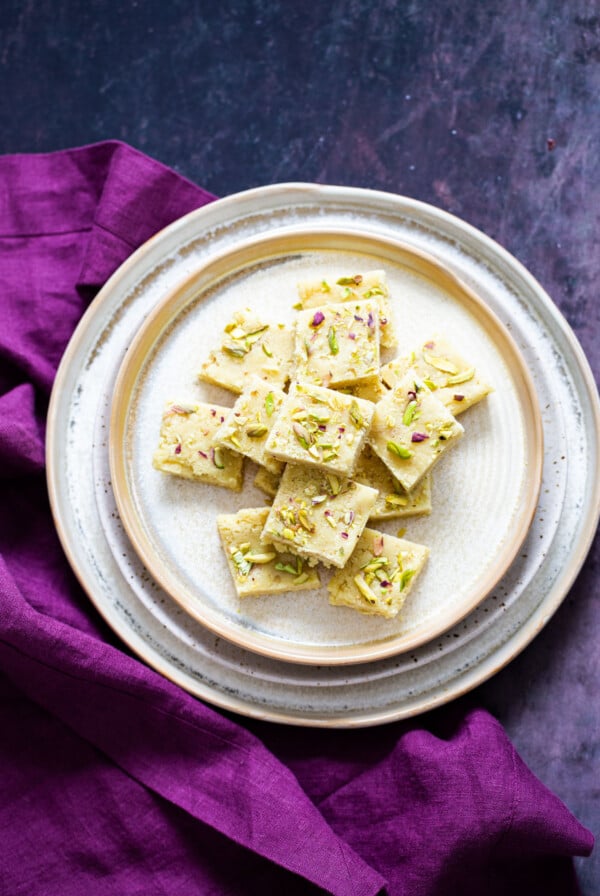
[253,465,281,498]
[264,381,375,476]
[296,270,397,348]
[214,376,285,475]
[293,300,380,388]
[153,401,243,491]
[380,336,492,416]
[261,464,378,568]
[328,528,429,618]
[198,308,294,394]
[368,372,464,491]
[353,444,432,521]
[217,507,320,597]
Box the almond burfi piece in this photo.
[198,308,294,394]
[264,382,375,476]
[293,300,380,388]
[153,401,243,491]
[328,528,429,618]
[217,507,320,597]
[261,464,378,568]
[296,270,396,348]
[380,336,492,416]
[253,465,281,499]
[214,376,285,475]
[353,444,432,520]
[369,373,464,491]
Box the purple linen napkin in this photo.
[0,141,593,896]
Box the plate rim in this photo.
[108,225,543,665]
[46,182,600,726]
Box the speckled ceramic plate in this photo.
[47,184,600,725]
[108,228,542,665]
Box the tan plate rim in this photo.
[108,226,543,665]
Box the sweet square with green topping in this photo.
[353,444,432,521]
[217,507,320,597]
[368,372,464,491]
[292,299,380,388]
[380,336,492,416]
[198,307,294,394]
[261,464,378,568]
[296,270,397,348]
[214,375,285,474]
[264,381,375,476]
[328,527,429,618]
[152,401,244,491]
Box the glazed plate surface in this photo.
[109,229,542,664]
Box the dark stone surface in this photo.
[1,1,598,890]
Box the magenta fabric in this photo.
[0,141,593,895]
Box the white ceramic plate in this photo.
[109,228,542,665]
[47,184,600,726]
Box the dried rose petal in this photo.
[341,532,349,540]
[367,311,375,329]
[348,332,356,340]
[411,432,429,443]
[174,444,182,454]
[311,310,325,327]
[424,341,435,349]
[354,314,363,322]
[198,450,208,459]
[454,394,465,402]
[373,535,384,557]
[407,390,417,401]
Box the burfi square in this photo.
[296,270,397,348]
[369,372,464,491]
[328,528,429,618]
[153,401,244,491]
[214,376,285,474]
[217,507,320,597]
[198,308,294,394]
[293,299,380,388]
[261,464,378,568]
[380,336,492,416]
[264,381,375,476]
[353,444,432,520]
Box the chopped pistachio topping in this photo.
[213,447,225,469]
[446,367,475,385]
[223,343,249,358]
[261,343,273,357]
[246,424,268,438]
[244,551,277,564]
[422,351,459,375]
[387,440,413,459]
[328,326,339,354]
[349,400,365,429]
[354,574,378,604]
[385,494,409,507]
[402,400,418,426]
[264,392,275,417]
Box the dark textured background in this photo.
[2,1,598,891]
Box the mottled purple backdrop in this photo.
[0,1,598,891]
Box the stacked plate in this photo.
[47,184,600,727]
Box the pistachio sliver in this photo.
[246,424,268,438]
[328,326,339,355]
[422,351,459,375]
[264,392,275,417]
[354,574,378,604]
[446,367,475,385]
[223,343,249,358]
[243,551,277,564]
[387,440,413,459]
[385,494,409,506]
[402,400,418,426]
